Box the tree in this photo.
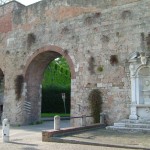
[42,56,71,88]
[0,0,12,5]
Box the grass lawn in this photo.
[41,113,70,118]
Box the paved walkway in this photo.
[0,120,150,150]
[59,128,150,150]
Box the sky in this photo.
[16,0,41,6]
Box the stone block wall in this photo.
[0,0,149,125]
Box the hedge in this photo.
[42,85,70,113]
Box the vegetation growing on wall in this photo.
[97,65,104,72]
[27,33,36,48]
[110,55,118,66]
[61,26,70,34]
[88,89,103,123]
[14,74,24,100]
[63,49,69,55]
[84,12,101,25]
[88,56,95,74]
[121,10,131,20]
[102,35,109,43]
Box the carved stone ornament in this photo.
[140,52,148,65]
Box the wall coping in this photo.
[0,0,143,15]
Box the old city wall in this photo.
[0,0,149,125]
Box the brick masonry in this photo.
[42,123,103,142]
[0,0,150,126]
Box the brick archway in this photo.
[24,45,75,79]
[23,45,75,124]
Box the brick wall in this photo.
[0,14,12,33]
[0,0,150,125]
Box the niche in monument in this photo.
[138,67,150,105]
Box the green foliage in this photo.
[29,120,43,125]
[97,65,104,72]
[41,113,70,118]
[42,57,71,88]
[88,89,103,123]
[42,57,71,113]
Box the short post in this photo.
[62,93,66,114]
[100,113,105,124]
[81,115,86,127]
[54,115,60,130]
[2,118,10,143]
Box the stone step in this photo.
[114,122,150,128]
[125,123,150,128]
[120,119,150,124]
[120,119,138,123]
[107,118,150,133]
[114,123,125,127]
[106,126,150,133]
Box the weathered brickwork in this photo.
[0,0,150,126]
[0,14,12,33]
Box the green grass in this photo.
[41,113,70,118]
[29,120,43,125]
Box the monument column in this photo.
[129,64,138,120]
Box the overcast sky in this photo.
[16,0,41,6]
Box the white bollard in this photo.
[54,116,60,130]
[81,115,86,127]
[2,118,10,143]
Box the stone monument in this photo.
[129,51,150,121]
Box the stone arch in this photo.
[23,45,75,124]
[136,65,150,76]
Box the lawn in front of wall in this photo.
[41,113,70,118]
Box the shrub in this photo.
[97,65,104,72]
[42,85,70,113]
[27,33,36,48]
[110,55,118,66]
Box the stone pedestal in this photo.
[129,105,138,120]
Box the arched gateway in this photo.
[23,45,75,124]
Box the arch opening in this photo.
[24,46,75,124]
[42,56,71,116]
